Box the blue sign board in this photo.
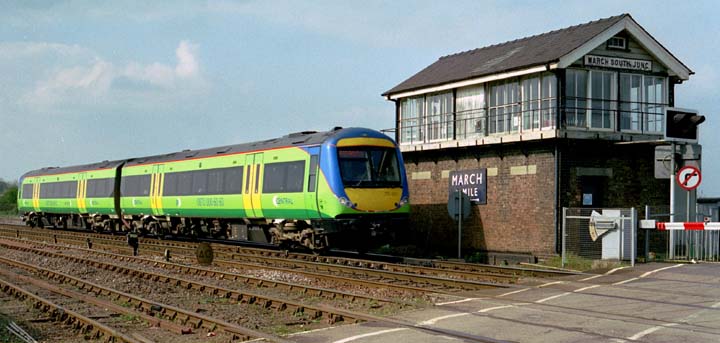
[448,168,487,204]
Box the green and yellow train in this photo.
[17,127,410,250]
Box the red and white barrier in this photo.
[656,222,720,231]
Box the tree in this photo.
[0,185,18,213]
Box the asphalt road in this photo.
[288,262,720,343]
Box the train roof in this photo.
[20,159,126,179]
[21,127,394,178]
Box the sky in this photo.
[0,0,718,197]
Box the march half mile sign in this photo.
[448,168,487,204]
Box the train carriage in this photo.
[18,127,409,250]
[17,160,124,229]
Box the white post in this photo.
[457,189,462,260]
[670,142,676,259]
[562,207,567,268]
[631,208,637,267]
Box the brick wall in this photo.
[402,139,667,258]
[403,142,556,257]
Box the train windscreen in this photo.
[338,147,401,188]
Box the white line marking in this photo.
[333,328,408,343]
[627,323,678,341]
[418,313,469,326]
[640,264,683,278]
[536,292,571,303]
[497,288,530,297]
[579,274,603,281]
[436,298,481,306]
[478,305,514,313]
[574,285,601,293]
[538,281,565,288]
[606,266,629,275]
[613,277,639,285]
[712,301,720,308]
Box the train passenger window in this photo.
[223,167,243,194]
[263,161,305,193]
[208,169,224,195]
[178,172,192,195]
[307,155,318,192]
[64,181,77,198]
[121,175,152,197]
[87,179,111,198]
[163,173,178,196]
[22,184,33,199]
[192,170,208,195]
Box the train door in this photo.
[243,153,264,218]
[32,182,40,212]
[76,172,87,213]
[304,152,321,218]
[150,164,165,216]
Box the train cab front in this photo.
[320,128,410,248]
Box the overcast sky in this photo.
[0,1,718,196]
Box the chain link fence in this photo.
[562,208,636,268]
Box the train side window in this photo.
[66,181,77,198]
[286,161,304,192]
[163,173,178,196]
[121,175,152,197]
[106,178,115,197]
[244,165,251,194]
[178,172,192,195]
[140,175,151,196]
[223,167,243,194]
[192,170,208,195]
[263,161,305,193]
[22,184,33,199]
[208,169,224,195]
[307,155,318,192]
[87,179,98,198]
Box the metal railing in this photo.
[645,205,719,262]
[397,99,666,145]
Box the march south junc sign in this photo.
[584,55,652,71]
[449,168,487,204]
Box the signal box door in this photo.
[244,154,264,218]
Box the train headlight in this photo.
[337,196,352,208]
[396,195,409,208]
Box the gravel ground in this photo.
[0,237,464,342]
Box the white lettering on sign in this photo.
[584,55,652,71]
[451,172,483,186]
[449,169,487,204]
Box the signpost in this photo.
[447,168,485,259]
[676,166,701,223]
[676,166,701,191]
[448,190,471,259]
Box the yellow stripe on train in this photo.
[336,137,395,148]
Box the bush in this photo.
[0,186,18,214]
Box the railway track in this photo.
[0,226,513,293]
[0,242,296,342]
[0,225,574,290]
[0,236,513,343]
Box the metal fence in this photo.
[562,207,636,268]
[645,205,720,262]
